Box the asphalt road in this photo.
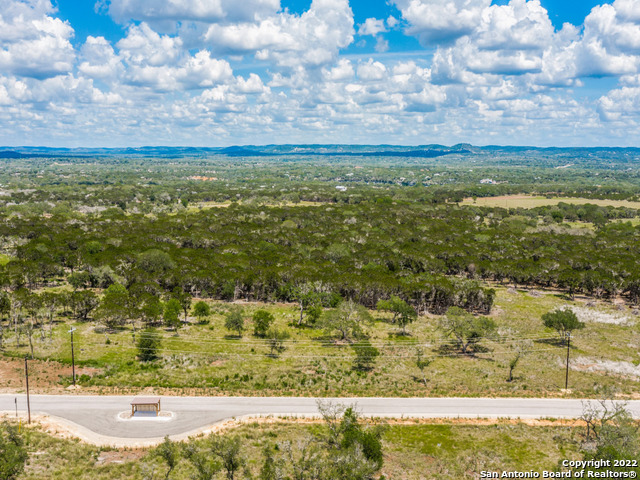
[2,395,639,446]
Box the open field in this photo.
[8,419,583,479]
[460,195,640,209]
[2,287,639,398]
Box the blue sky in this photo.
[1,0,639,147]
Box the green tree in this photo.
[415,347,433,386]
[542,308,585,343]
[95,284,131,328]
[506,340,532,382]
[137,328,161,362]
[0,292,10,350]
[0,422,28,480]
[259,444,284,480]
[351,340,379,371]
[376,295,417,335]
[156,436,180,480]
[266,327,290,357]
[224,307,245,337]
[171,287,192,323]
[184,444,221,480]
[71,290,99,321]
[582,401,640,473]
[252,309,275,337]
[321,300,372,342]
[438,307,497,355]
[138,249,175,275]
[163,298,182,331]
[210,436,246,480]
[316,401,385,477]
[293,286,325,326]
[193,301,211,324]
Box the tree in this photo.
[132,292,163,327]
[293,286,325,326]
[542,308,585,343]
[137,328,161,362]
[184,444,221,480]
[155,436,180,480]
[320,300,372,342]
[0,422,28,480]
[351,340,379,371]
[506,340,532,382]
[0,292,10,350]
[581,400,640,473]
[252,309,275,337]
[163,298,182,331]
[171,287,192,323]
[71,290,99,321]
[259,444,284,480]
[316,401,385,478]
[415,347,433,385]
[209,436,246,480]
[437,307,497,355]
[193,301,211,324]
[95,284,131,328]
[266,327,290,357]
[224,307,245,337]
[376,295,417,335]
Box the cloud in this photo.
[104,0,281,24]
[375,36,390,53]
[203,0,354,67]
[0,0,75,78]
[357,59,387,81]
[358,18,387,36]
[392,0,490,45]
[78,36,124,80]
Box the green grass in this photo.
[8,420,583,480]
[3,287,639,398]
[0,253,11,266]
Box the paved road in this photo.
[2,395,639,446]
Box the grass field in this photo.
[460,195,640,209]
[2,287,639,398]
[7,419,582,479]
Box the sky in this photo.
[1,0,640,147]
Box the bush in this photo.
[137,328,161,362]
[0,422,28,480]
[252,310,275,337]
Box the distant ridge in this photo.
[0,145,638,159]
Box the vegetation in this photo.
[0,422,27,480]
[437,307,497,355]
[542,309,585,342]
[0,151,639,401]
[0,415,613,479]
[137,329,161,362]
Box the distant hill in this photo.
[0,144,638,159]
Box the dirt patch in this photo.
[0,357,103,394]
[96,449,146,466]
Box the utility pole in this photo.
[69,327,77,386]
[24,357,31,424]
[565,332,571,390]
[14,397,17,418]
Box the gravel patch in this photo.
[569,306,633,325]
[572,356,640,379]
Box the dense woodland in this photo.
[0,149,639,335]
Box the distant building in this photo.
[479,178,496,184]
[336,185,347,192]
